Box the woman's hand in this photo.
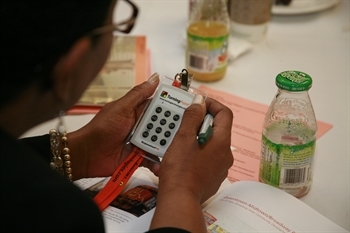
[150,95,234,231]
[160,95,234,203]
[68,73,161,180]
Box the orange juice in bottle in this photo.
[186,0,230,82]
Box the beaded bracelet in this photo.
[49,129,73,181]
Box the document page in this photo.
[68,36,150,114]
[203,181,348,233]
[75,168,159,232]
[75,171,347,232]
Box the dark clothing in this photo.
[0,128,189,233]
[1,128,104,232]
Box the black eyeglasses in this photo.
[88,0,139,36]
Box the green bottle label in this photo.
[186,33,229,73]
[259,135,316,188]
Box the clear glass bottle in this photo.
[186,0,230,82]
[259,71,318,198]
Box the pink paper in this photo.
[199,86,333,183]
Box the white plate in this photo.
[272,0,341,15]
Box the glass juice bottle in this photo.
[186,0,230,82]
[259,71,318,198]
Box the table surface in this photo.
[22,0,349,230]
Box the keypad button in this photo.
[160,139,167,146]
[169,122,175,129]
[156,107,162,113]
[164,131,171,137]
[155,127,162,133]
[142,131,149,138]
[151,135,158,142]
[151,115,158,121]
[173,114,180,121]
[147,123,153,129]
[164,111,171,117]
[160,119,166,125]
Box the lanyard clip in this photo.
[173,69,193,91]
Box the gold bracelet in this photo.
[49,129,73,181]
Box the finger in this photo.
[141,154,161,176]
[205,97,233,140]
[175,94,207,139]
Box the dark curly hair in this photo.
[0,0,113,108]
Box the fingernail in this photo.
[192,94,204,105]
[148,72,159,84]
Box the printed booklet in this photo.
[68,36,149,114]
[74,168,348,233]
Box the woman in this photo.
[0,0,233,232]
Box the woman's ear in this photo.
[51,37,92,105]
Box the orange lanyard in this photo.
[93,147,145,211]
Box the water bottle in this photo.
[259,71,318,198]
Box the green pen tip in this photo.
[198,138,206,145]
